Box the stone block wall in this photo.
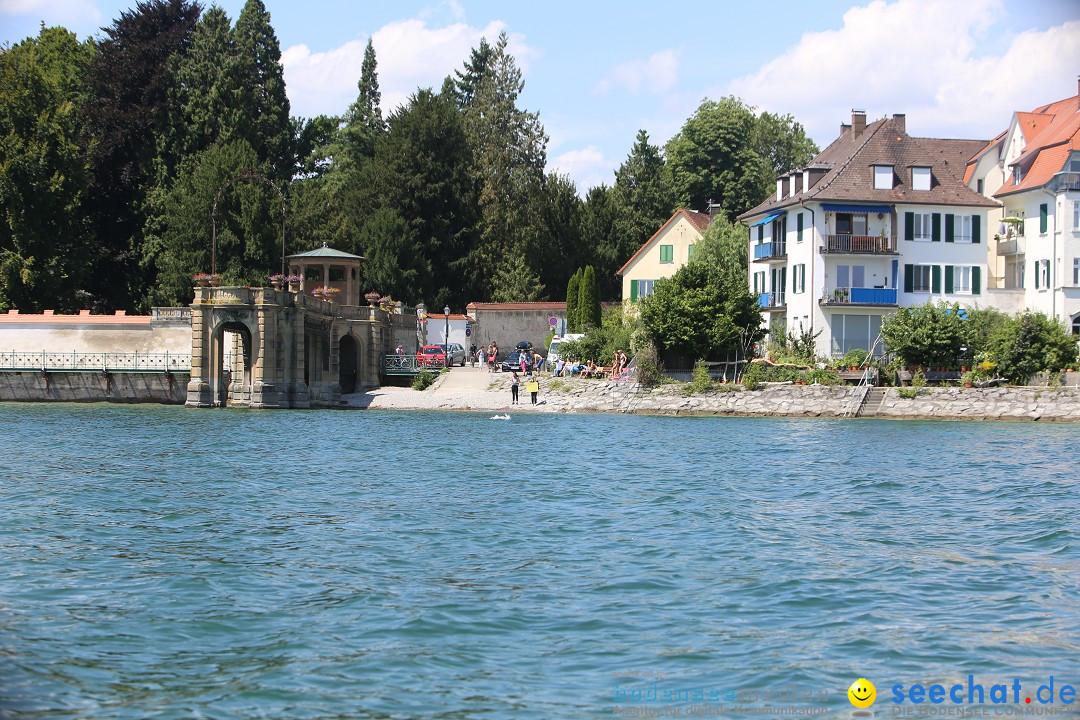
[0,371,190,404]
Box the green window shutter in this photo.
[945,214,954,242]
[945,265,954,293]
[904,264,914,293]
[972,215,981,244]
[688,244,695,261]
[905,212,915,241]
[797,213,803,242]
[1040,204,1048,233]
[1034,262,1040,289]
[932,265,941,293]
[932,213,941,242]
[630,279,638,301]
[972,266,981,295]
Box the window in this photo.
[659,244,673,263]
[874,165,893,190]
[977,179,984,195]
[1040,204,1048,234]
[688,244,696,261]
[1035,259,1049,290]
[794,263,806,293]
[830,314,883,356]
[1074,258,1079,286]
[1073,316,1080,336]
[952,266,972,294]
[796,213,804,242]
[1074,201,1079,230]
[912,166,931,191]
[911,265,932,293]
[757,225,764,242]
[629,279,655,301]
[912,213,932,241]
[1013,166,1022,185]
[753,271,766,295]
[954,215,972,243]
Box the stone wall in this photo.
[519,376,1080,421]
[0,310,191,354]
[0,371,189,404]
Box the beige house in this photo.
[617,208,712,301]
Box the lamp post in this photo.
[416,302,426,353]
[443,305,450,370]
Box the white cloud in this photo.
[726,0,1080,145]
[596,49,681,95]
[281,15,539,120]
[549,145,611,193]
[0,0,101,29]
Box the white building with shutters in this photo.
[739,110,999,359]
[963,84,1080,335]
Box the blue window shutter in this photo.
[932,213,941,242]
[972,266,981,295]
[972,215,980,244]
[905,212,914,241]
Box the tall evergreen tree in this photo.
[531,172,584,299]
[565,269,581,332]
[581,185,622,300]
[451,37,493,109]
[611,129,674,284]
[83,0,200,310]
[233,0,292,179]
[0,26,96,312]
[340,37,385,167]
[579,265,600,329]
[358,207,428,302]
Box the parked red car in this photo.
[416,345,447,367]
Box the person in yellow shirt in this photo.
[526,375,540,405]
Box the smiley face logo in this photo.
[848,678,876,708]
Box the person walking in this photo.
[526,374,540,405]
[510,372,520,404]
[533,350,544,373]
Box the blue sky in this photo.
[2,0,1078,194]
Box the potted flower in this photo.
[961,371,975,388]
[206,273,222,287]
[193,272,213,287]
[314,286,340,303]
[284,274,302,291]
[364,291,381,307]
[378,295,393,310]
[269,273,286,290]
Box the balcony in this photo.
[820,234,897,255]
[758,291,786,310]
[820,287,897,306]
[752,241,787,262]
[995,234,1024,256]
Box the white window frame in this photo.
[912,166,931,191]
[1039,260,1050,290]
[912,265,933,293]
[753,271,765,295]
[1074,201,1079,231]
[874,165,893,190]
[913,213,933,241]
[953,266,972,294]
[954,215,972,243]
[1074,258,1079,287]
[638,279,656,298]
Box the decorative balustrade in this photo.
[821,235,896,254]
[151,307,191,324]
[0,351,199,372]
[383,355,444,374]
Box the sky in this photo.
[2,0,1079,195]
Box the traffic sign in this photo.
[548,316,558,327]
[465,327,471,337]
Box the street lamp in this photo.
[443,305,450,369]
[416,303,426,352]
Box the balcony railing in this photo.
[820,287,897,306]
[757,291,785,309]
[0,351,196,372]
[820,234,896,254]
[995,235,1024,256]
[752,241,786,261]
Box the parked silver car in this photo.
[446,343,467,366]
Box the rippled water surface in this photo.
[1,404,1078,719]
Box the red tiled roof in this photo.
[963,131,1007,184]
[1014,112,1055,143]
[0,310,150,325]
[995,143,1071,197]
[426,313,470,320]
[994,90,1080,198]
[616,208,711,276]
[466,302,567,310]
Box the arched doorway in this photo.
[212,321,252,407]
[339,334,358,393]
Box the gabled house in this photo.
[738,110,998,358]
[967,82,1080,333]
[617,208,711,302]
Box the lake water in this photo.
[1,404,1077,719]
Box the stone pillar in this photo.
[186,289,215,407]
[252,287,284,408]
[285,301,310,408]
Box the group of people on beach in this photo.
[552,349,628,380]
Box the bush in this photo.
[841,348,870,368]
[742,361,762,390]
[988,312,1078,383]
[808,368,841,385]
[881,301,965,368]
[635,341,664,388]
[684,359,713,394]
[411,370,436,390]
[555,305,634,366]
[898,387,918,399]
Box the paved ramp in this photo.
[431,365,494,396]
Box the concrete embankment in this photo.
[0,371,189,404]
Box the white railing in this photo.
[0,351,195,372]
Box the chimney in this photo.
[840,123,852,135]
[893,113,906,134]
[852,109,866,137]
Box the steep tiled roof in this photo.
[616,208,711,276]
[962,132,1006,184]
[994,91,1080,198]
[738,115,997,221]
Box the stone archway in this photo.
[212,320,252,407]
[339,334,358,393]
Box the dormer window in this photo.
[874,165,893,190]
[1013,166,1022,185]
[912,166,931,191]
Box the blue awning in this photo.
[821,203,891,214]
[749,210,786,227]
